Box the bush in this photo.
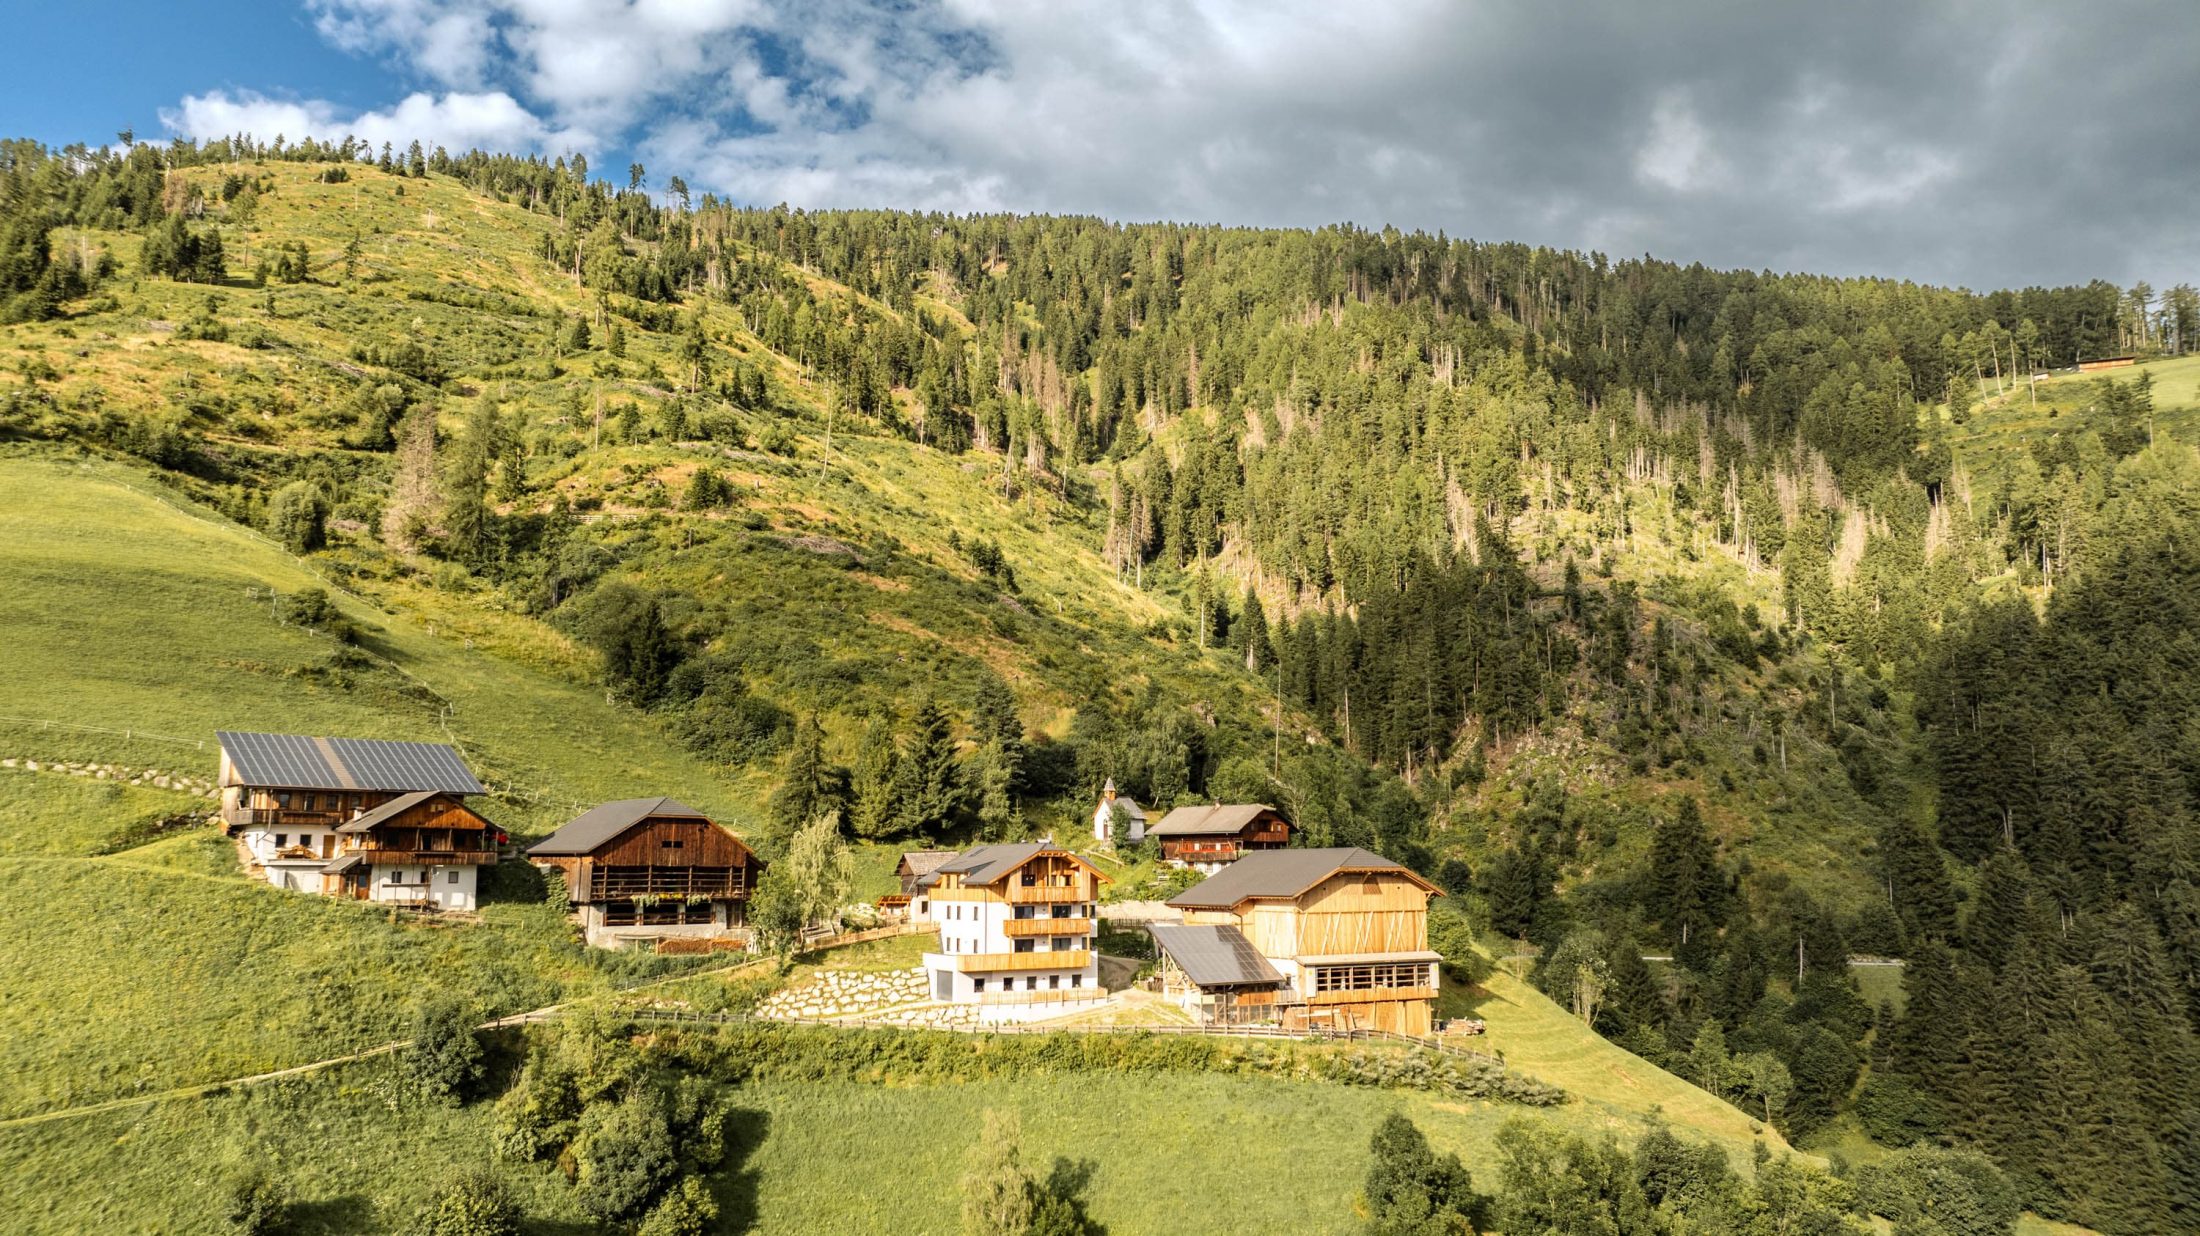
[635,1176,718,1236]
[415,1166,522,1236]
[408,996,485,1106]
[219,1165,290,1235]
[266,482,328,553]
[1853,1146,2019,1236]
[574,1091,680,1223]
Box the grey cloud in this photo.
[302,0,2200,289]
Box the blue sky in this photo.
[6,1,2195,293]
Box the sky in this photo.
[8,0,2196,293]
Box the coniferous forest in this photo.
[4,129,2200,1232]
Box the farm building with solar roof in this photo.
[215,731,501,911]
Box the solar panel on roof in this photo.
[217,731,483,793]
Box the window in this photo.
[1050,905,1070,919]
[1071,974,1083,988]
[276,793,292,809]
[274,833,287,848]
[1048,975,1060,989]
[662,838,684,851]
[447,870,459,885]
[1014,939,1036,953]
[973,978,986,993]
[1025,977,1037,991]
[1013,905,1034,920]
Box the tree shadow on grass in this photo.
[711,1106,771,1233]
[285,1192,380,1235]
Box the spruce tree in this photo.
[848,716,900,839]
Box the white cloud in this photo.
[161,88,584,156]
[1635,91,1728,193]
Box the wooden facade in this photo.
[1152,806,1291,866]
[1165,851,1442,1035]
[528,800,766,948]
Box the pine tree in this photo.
[767,714,844,841]
[848,716,900,840]
[892,695,961,837]
[1646,798,1725,965]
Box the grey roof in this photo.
[896,850,961,877]
[527,797,711,857]
[928,842,1048,888]
[334,790,437,834]
[321,852,366,875]
[1165,847,1436,910]
[1147,803,1280,837]
[1150,924,1286,988]
[218,731,483,794]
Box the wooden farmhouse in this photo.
[1089,778,1148,844]
[216,730,500,911]
[879,849,958,921]
[1155,847,1443,1034]
[527,798,765,949]
[1146,803,1291,872]
[918,842,1110,1021]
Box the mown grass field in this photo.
[0,450,759,838]
[0,1049,1754,1236]
[1941,352,2200,481]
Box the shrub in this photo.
[218,1165,290,1235]
[1853,1146,2019,1236]
[574,1091,680,1223]
[635,1176,718,1236]
[266,483,328,553]
[408,996,485,1105]
[415,1166,522,1236]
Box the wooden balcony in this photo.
[585,867,753,901]
[1005,884,1089,904]
[225,807,346,829]
[1306,986,1439,1007]
[1001,917,1092,938]
[927,949,1092,973]
[355,847,498,866]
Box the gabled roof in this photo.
[919,843,1107,890]
[217,731,484,794]
[1147,803,1281,837]
[527,797,713,857]
[1165,847,1440,910]
[1150,923,1286,988]
[335,790,494,834]
[1098,781,1148,820]
[334,789,436,834]
[895,850,960,878]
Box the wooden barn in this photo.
[879,849,958,920]
[527,797,765,949]
[1147,803,1291,872]
[215,730,498,910]
[1159,847,1443,1034]
[2077,355,2137,373]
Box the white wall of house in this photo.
[923,893,1102,1021]
[368,863,477,912]
[240,825,335,867]
[1090,798,1145,844]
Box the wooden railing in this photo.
[1006,885,1088,904]
[355,846,497,866]
[588,867,752,900]
[224,807,345,829]
[1001,917,1092,938]
[928,949,1092,973]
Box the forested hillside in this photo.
[3,132,2198,1230]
